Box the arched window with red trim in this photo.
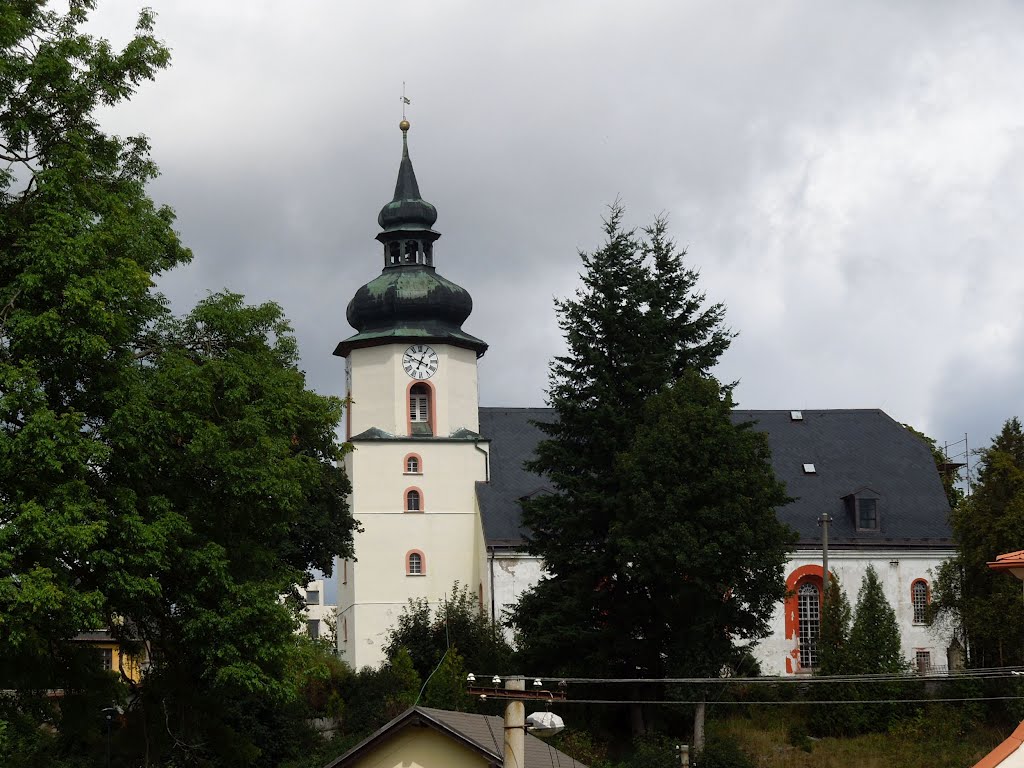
[912,579,929,624]
[784,565,825,673]
[406,550,425,575]
[404,453,422,474]
[405,488,423,512]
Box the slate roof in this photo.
[323,705,586,768]
[477,408,552,547]
[477,407,952,550]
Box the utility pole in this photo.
[503,677,525,768]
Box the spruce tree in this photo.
[817,571,853,676]
[512,206,794,735]
[848,565,905,673]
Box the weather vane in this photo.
[401,82,410,120]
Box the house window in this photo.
[305,590,320,606]
[857,498,878,530]
[99,648,113,671]
[342,560,347,585]
[404,453,421,474]
[915,650,931,673]
[405,488,422,512]
[407,550,425,575]
[797,582,821,670]
[912,579,929,624]
[307,619,320,640]
[409,383,432,435]
[342,617,348,643]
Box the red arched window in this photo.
[912,579,930,624]
[784,565,825,673]
[405,487,423,513]
[406,550,425,575]
[404,453,422,474]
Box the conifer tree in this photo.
[933,417,1024,667]
[848,565,906,673]
[512,206,794,735]
[817,571,853,676]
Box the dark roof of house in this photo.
[477,407,952,549]
[323,705,586,768]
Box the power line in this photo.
[559,695,1024,706]
[477,666,1024,686]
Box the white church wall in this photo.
[489,552,544,641]
[485,547,955,675]
[754,548,956,676]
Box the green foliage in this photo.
[817,571,852,676]
[786,721,813,753]
[933,417,1024,668]
[848,566,906,674]
[513,206,794,737]
[383,582,512,681]
[0,5,356,765]
[700,732,757,768]
[812,566,909,737]
[0,1,187,709]
[421,647,472,711]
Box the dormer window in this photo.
[844,487,882,532]
[857,498,878,530]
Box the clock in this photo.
[402,344,439,380]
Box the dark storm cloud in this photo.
[89,0,1024,455]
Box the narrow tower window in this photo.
[409,383,432,435]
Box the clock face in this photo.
[402,345,439,380]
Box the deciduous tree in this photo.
[0,5,356,764]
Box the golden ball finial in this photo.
[399,119,410,132]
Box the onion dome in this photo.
[334,121,487,358]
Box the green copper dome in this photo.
[334,122,487,358]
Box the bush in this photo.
[700,733,755,768]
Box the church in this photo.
[333,122,956,676]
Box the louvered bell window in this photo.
[409,384,431,435]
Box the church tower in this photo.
[334,121,490,668]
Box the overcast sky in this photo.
[87,0,1024,466]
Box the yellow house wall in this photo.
[92,641,144,683]
[350,727,489,768]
